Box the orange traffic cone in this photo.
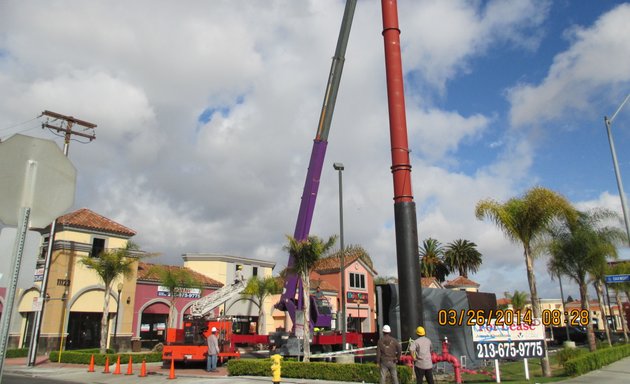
[125,355,133,375]
[113,355,122,375]
[103,356,110,374]
[88,354,95,372]
[167,356,176,380]
[138,359,147,377]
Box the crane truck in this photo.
[162,0,360,366]
[163,0,506,369]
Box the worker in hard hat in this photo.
[206,326,219,372]
[234,265,244,285]
[376,324,401,384]
[409,326,434,384]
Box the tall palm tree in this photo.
[546,209,625,352]
[476,186,575,377]
[147,265,201,328]
[79,241,142,354]
[241,276,282,334]
[444,239,483,278]
[284,234,336,362]
[419,238,449,282]
[503,290,529,311]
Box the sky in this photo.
[1,0,630,303]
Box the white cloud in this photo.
[408,108,490,162]
[400,0,549,93]
[509,3,630,127]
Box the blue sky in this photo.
[1,0,629,302]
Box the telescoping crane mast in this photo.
[276,0,357,329]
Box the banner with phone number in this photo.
[474,340,544,359]
[472,319,545,359]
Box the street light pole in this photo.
[557,274,570,342]
[333,162,347,351]
[604,94,630,246]
[114,283,123,351]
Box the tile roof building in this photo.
[53,208,136,237]
[444,276,480,292]
[137,262,223,288]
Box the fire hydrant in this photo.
[271,354,283,383]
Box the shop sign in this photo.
[33,268,44,282]
[140,324,150,332]
[346,291,368,304]
[157,286,201,299]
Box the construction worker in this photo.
[206,327,219,372]
[376,324,401,384]
[234,265,244,285]
[409,326,434,384]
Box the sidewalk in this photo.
[7,356,628,383]
[3,356,367,384]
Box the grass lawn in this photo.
[433,353,571,383]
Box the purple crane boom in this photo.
[277,0,357,330]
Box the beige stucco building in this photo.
[182,253,277,334]
[12,208,139,352]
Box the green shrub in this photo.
[556,346,587,366]
[564,344,630,376]
[227,358,413,384]
[49,351,162,365]
[6,349,28,358]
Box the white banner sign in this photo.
[32,296,43,312]
[472,319,546,359]
[472,319,545,342]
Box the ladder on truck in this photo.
[190,280,246,318]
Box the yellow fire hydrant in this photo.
[271,353,283,383]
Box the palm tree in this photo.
[444,239,483,278]
[147,265,202,328]
[546,209,626,351]
[284,234,336,362]
[241,276,282,334]
[476,186,575,377]
[503,290,529,311]
[79,241,142,354]
[419,238,449,282]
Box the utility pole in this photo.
[27,110,96,366]
[41,110,96,155]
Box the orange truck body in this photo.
[162,319,241,364]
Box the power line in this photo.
[0,116,40,132]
